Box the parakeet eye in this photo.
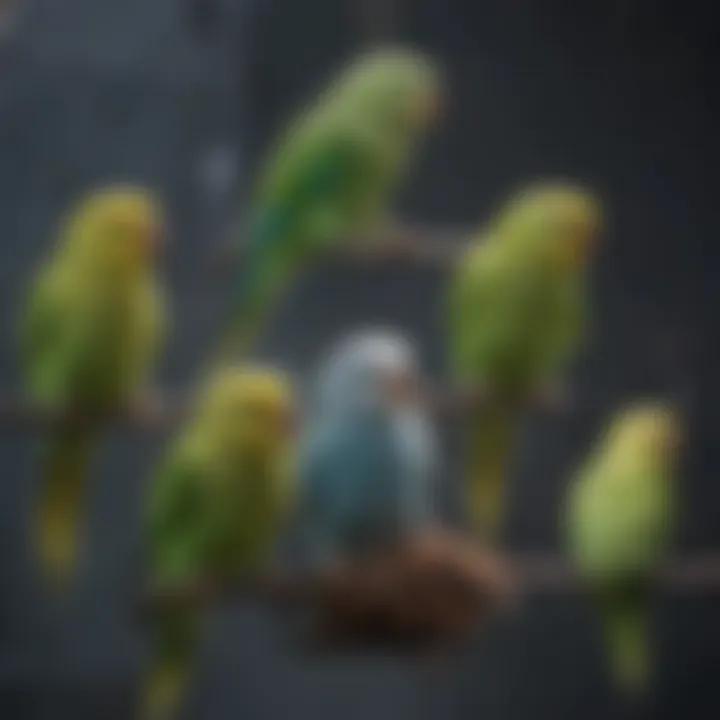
[382,369,421,408]
[413,87,444,127]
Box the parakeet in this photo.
[566,402,680,699]
[20,187,167,595]
[297,329,439,565]
[140,366,296,720]
[448,182,601,537]
[217,47,444,361]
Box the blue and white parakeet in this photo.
[297,329,439,565]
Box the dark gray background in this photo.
[0,0,718,718]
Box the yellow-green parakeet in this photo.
[21,187,167,595]
[218,46,444,360]
[566,402,680,698]
[448,182,601,537]
[140,366,296,720]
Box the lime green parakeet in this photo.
[20,187,167,596]
[140,366,296,720]
[566,403,680,699]
[448,183,601,537]
[217,46,444,361]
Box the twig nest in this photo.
[307,526,517,655]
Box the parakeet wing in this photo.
[449,243,535,381]
[21,270,82,403]
[294,433,343,565]
[145,452,219,588]
[450,242,587,384]
[257,124,389,246]
[567,463,672,579]
[127,281,167,390]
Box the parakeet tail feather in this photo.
[465,400,522,538]
[139,613,200,720]
[213,207,296,365]
[35,430,95,595]
[598,584,652,700]
[139,655,193,720]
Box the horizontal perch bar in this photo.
[0,386,598,430]
[0,397,189,431]
[138,568,324,619]
[515,555,720,592]
[138,555,720,616]
[207,225,472,276]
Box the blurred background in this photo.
[0,0,718,718]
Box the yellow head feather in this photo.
[601,401,681,465]
[59,186,164,275]
[193,366,296,456]
[494,181,602,268]
[328,46,445,133]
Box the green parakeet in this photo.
[217,46,444,361]
[20,187,167,595]
[448,182,601,537]
[566,402,680,699]
[140,366,296,720]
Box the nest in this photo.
[304,527,517,655]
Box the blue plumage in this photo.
[297,329,439,563]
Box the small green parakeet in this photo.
[448,182,601,537]
[566,402,680,699]
[140,366,296,720]
[20,187,167,595]
[218,46,444,360]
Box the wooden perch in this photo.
[137,548,720,622]
[428,383,588,419]
[139,568,316,620]
[0,386,585,431]
[0,382,600,430]
[139,553,720,619]
[206,224,471,278]
[0,396,188,431]
[515,554,720,593]
[337,225,471,268]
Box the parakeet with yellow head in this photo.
[217,46,444,361]
[566,402,680,699]
[448,182,601,537]
[140,366,296,720]
[20,187,167,596]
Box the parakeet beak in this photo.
[383,369,423,409]
[560,218,598,268]
[415,88,444,129]
[578,222,600,262]
[567,235,591,267]
[142,220,165,263]
[152,226,167,265]
[663,424,684,462]
[575,201,603,261]
[118,218,163,271]
[281,405,299,440]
